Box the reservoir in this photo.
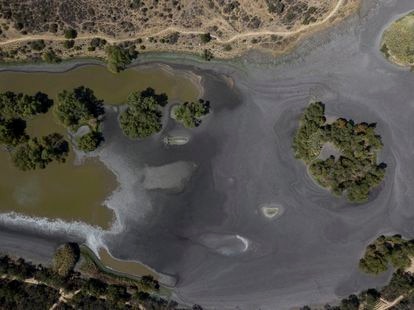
[0,64,199,228]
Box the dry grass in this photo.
[381,12,414,66]
[0,0,359,62]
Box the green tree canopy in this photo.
[0,118,28,147]
[359,235,414,275]
[56,86,104,130]
[174,99,210,128]
[77,131,104,152]
[105,45,138,73]
[0,91,53,119]
[11,133,69,171]
[119,88,168,139]
[293,102,386,203]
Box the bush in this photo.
[77,131,104,152]
[42,51,61,63]
[52,243,80,278]
[200,33,212,43]
[63,40,75,49]
[119,88,167,139]
[64,28,77,39]
[29,39,45,51]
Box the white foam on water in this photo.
[0,212,107,253]
[236,235,250,252]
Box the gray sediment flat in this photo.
[1,1,414,309]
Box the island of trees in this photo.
[55,86,105,152]
[0,243,203,310]
[0,91,70,171]
[174,99,210,128]
[292,102,386,203]
[301,235,414,310]
[359,235,414,275]
[119,88,167,139]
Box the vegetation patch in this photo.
[105,44,138,73]
[174,99,210,128]
[56,86,104,131]
[359,235,414,275]
[119,87,167,139]
[52,243,80,278]
[11,133,69,171]
[77,131,104,152]
[0,244,194,309]
[381,12,414,66]
[293,102,386,203]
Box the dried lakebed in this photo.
[1,0,414,309]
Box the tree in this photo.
[77,131,104,152]
[174,99,210,128]
[0,118,28,147]
[105,45,138,73]
[119,88,168,139]
[52,243,80,278]
[63,40,75,49]
[56,86,104,130]
[64,28,77,39]
[11,133,69,171]
[200,33,212,43]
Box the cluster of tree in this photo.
[0,278,59,309]
[56,86,104,130]
[301,270,414,310]
[56,86,105,152]
[174,99,210,128]
[359,235,414,275]
[0,91,69,170]
[119,88,168,139]
[293,102,386,203]
[105,44,138,73]
[0,243,203,310]
[0,91,53,119]
[11,133,69,171]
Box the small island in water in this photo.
[292,102,386,203]
[381,11,414,67]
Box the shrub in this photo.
[77,131,104,152]
[64,28,77,39]
[52,243,80,278]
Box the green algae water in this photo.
[0,64,199,228]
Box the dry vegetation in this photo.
[0,0,359,63]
